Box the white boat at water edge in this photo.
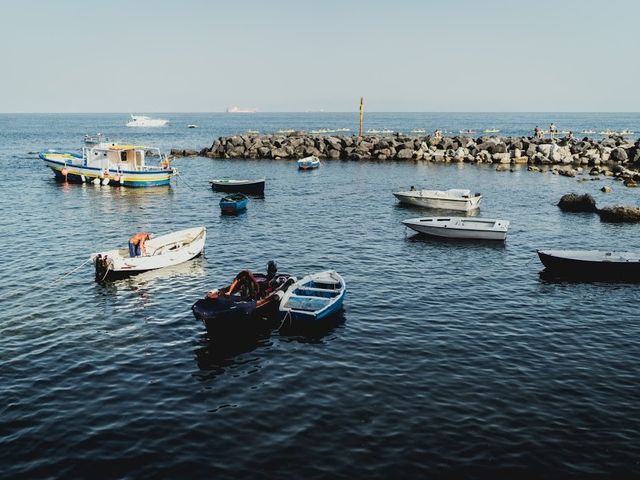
[393,188,482,211]
[403,217,510,241]
[126,115,168,127]
[40,142,176,187]
[92,227,207,280]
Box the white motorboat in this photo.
[126,115,169,127]
[402,217,509,240]
[403,217,509,240]
[393,189,482,211]
[187,124,198,129]
[92,227,206,280]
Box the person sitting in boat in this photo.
[410,185,416,191]
[129,232,151,257]
[225,270,260,299]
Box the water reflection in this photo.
[404,232,507,249]
[278,311,347,344]
[538,269,640,284]
[97,257,206,290]
[193,331,272,380]
[393,202,480,217]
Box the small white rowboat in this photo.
[92,226,206,280]
[402,217,510,241]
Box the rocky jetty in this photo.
[173,132,640,181]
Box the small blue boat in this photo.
[297,156,321,170]
[220,193,248,214]
[278,270,346,322]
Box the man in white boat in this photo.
[129,232,152,257]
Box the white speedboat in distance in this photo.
[403,217,509,240]
[92,227,206,280]
[126,115,169,127]
[393,189,482,211]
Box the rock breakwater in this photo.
[173,132,640,181]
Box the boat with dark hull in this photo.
[192,267,296,336]
[210,178,265,195]
[219,193,248,214]
[537,249,640,280]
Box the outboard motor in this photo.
[266,260,277,282]
[94,254,111,281]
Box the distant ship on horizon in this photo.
[226,106,258,113]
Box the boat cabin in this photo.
[81,143,162,171]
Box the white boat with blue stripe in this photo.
[40,142,176,187]
[279,270,346,322]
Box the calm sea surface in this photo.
[2,113,640,478]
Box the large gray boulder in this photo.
[598,206,640,223]
[396,148,414,159]
[557,193,598,212]
[609,147,628,163]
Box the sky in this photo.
[0,0,638,112]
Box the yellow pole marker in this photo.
[359,97,364,137]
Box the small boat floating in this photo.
[92,226,206,281]
[537,250,640,280]
[279,270,346,322]
[403,217,510,241]
[187,124,198,128]
[126,115,168,127]
[393,189,482,211]
[298,156,321,170]
[220,193,248,214]
[192,266,297,335]
[210,178,265,195]
[40,142,176,187]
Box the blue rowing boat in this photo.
[220,193,248,214]
[297,156,320,170]
[278,270,345,322]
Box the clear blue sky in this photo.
[1,0,638,112]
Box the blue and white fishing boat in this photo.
[297,155,321,170]
[40,142,176,187]
[219,193,249,214]
[278,270,346,322]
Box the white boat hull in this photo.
[403,217,509,240]
[394,189,482,212]
[92,227,206,279]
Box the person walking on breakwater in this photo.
[549,123,557,140]
[129,232,151,257]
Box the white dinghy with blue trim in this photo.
[278,270,346,322]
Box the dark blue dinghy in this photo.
[219,193,248,214]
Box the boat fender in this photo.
[102,178,110,186]
[81,174,86,182]
[92,178,101,185]
[161,158,170,169]
[61,167,69,177]
[101,168,109,178]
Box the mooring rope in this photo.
[175,171,197,191]
[19,257,94,293]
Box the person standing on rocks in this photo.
[549,123,557,140]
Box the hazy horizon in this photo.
[2,0,639,113]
